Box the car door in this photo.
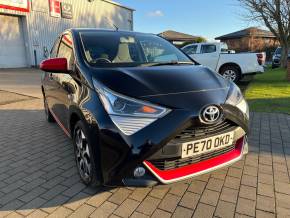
[52,34,76,129]
[182,45,198,58]
[192,44,219,71]
[43,36,61,114]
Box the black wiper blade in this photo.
[141,61,194,67]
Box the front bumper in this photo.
[144,133,247,184]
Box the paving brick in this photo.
[256,210,275,218]
[129,188,151,202]
[258,173,274,185]
[228,167,243,178]
[62,182,86,197]
[158,193,180,213]
[136,196,160,215]
[256,195,275,213]
[239,185,257,201]
[169,182,188,196]
[108,188,132,205]
[26,210,48,218]
[258,183,274,197]
[172,206,193,218]
[220,187,238,203]
[215,200,235,218]
[90,201,118,218]
[86,191,112,207]
[193,203,215,218]
[41,185,68,200]
[68,203,95,218]
[179,191,200,210]
[224,176,241,190]
[149,187,169,199]
[188,179,207,194]
[274,181,290,195]
[200,189,219,206]
[151,209,171,218]
[275,193,290,209]
[18,186,47,203]
[236,198,256,217]
[206,178,224,192]
[17,197,47,216]
[241,174,257,187]
[41,194,70,213]
[130,211,149,218]
[0,189,26,205]
[5,212,24,218]
[64,192,90,211]
[46,206,73,218]
[113,198,139,218]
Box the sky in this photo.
[117,0,259,41]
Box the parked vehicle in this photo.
[182,42,265,83]
[40,29,249,187]
[272,47,290,68]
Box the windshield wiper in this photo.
[141,61,194,67]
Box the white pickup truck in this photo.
[182,42,265,82]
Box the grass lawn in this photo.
[245,67,290,114]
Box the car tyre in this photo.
[220,66,241,83]
[44,97,55,123]
[73,120,101,187]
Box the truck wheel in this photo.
[220,66,241,83]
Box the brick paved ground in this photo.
[0,91,290,217]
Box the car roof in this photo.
[68,28,155,36]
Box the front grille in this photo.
[147,119,238,170]
[149,143,236,171]
[172,119,236,143]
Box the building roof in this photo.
[158,30,199,41]
[103,0,135,11]
[215,27,276,40]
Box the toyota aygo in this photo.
[40,29,249,187]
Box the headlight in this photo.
[226,83,249,118]
[93,80,170,135]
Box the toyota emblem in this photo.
[200,105,221,124]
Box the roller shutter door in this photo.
[0,15,27,68]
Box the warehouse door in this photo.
[0,15,27,68]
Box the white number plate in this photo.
[181,132,234,158]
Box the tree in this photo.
[238,0,290,67]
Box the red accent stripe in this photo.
[0,0,30,12]
[49,108,71,138]
[144,137,244,181]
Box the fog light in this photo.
[134,167,146,178]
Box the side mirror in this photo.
[40,58,69,73]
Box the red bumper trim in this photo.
[144,137,244,183]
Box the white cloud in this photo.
[147,10,164,17]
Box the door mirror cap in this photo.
[40,58,69,73]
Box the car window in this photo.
[183,45,198,55]
[50,37,61,58]
[57,34,75,69]
[201,45,216,53]
[80,32,192,67]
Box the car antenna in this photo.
[104,18,119,31]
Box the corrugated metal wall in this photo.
[0,0,133,66]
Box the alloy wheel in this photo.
[75,128,92,181]
[223,70,237,82]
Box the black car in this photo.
[272,47,290,68]
[40,29,249,187]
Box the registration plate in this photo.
[181,132,234,158]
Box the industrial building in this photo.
[0,0,134,68]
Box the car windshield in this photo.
[275,48,290,56]
[80,31,193,67]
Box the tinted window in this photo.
[201,45,216,53]
[183,45,198,55]
[57,34,74,69]
[80,32,192,67]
